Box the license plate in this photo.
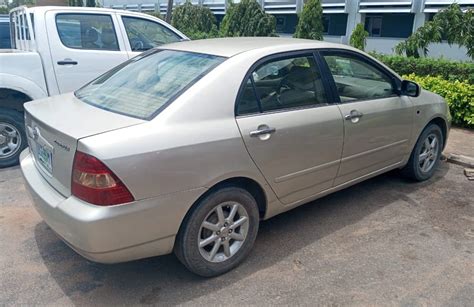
[37,144,53,174]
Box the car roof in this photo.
[162,37,351,58]
[23,6,152,17]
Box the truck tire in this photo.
[0,109,27,168]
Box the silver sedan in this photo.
[20,37,451,276]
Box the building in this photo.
[102,0,474,60]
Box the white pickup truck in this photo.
[0,6,187,167]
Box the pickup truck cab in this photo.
[0,6,187,167]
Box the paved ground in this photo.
[1,128,473,305]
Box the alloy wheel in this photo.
[198,201,249,263]
[418,133,439,173]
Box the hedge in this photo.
[373,54,474,84]
[403,74,474,128]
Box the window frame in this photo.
[316,48,402,104]
[120,15,182,52]
[235,50,337,117]
[55,13,120,51]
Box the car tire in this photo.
[174,186,260,277]
[402,124,444,181]
[0,109,27,168]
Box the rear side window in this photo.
[122,17,181,51]
[237,54,328,115]
[56,14,119,51]
[75,50,225,120]
[0,22,11,49]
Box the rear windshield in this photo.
[75,50,225,120]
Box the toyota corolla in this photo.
[20,38,450,276]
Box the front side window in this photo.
[323,53,395,102]
[75,50,225,119]
[237,55,327,115]
[56,14,119,51]
[122,17,181,51]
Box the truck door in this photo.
[45,11,129,93]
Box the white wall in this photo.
[366,37,471,61]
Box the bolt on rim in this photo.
[0,123,22,159]
[418,133,439,173]
[198,201,249,263]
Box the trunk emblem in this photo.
[54,140,70,152]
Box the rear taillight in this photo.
[72,151,134,206]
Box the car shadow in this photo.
[33,163,449,305]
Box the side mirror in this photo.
[400,80,420,97]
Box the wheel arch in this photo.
[0,73,48,112]
[427,117,448,150]
[178,176,268,237]
[0,88,33,112]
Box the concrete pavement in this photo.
[0,128,473,305]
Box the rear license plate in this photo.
[37,144,53,173]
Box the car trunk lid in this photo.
[24,93,144,197]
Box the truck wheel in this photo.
[0,109,27,168]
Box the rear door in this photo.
[236,52,344,205]
[319,50,414,185]
[46,11,129,93]
[118,15,183,58]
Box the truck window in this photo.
[56,14,119,51]
[122,17,181,51]
[0,20,11,49]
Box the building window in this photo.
[364,14,414,38]
[276,16,286,33]
[322,14,347,36]
[323,15,330,35]
[365,16,382,37]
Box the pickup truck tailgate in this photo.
[24,93,144,197]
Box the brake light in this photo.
[72,151,134,206]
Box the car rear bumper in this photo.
[20,149,206,263]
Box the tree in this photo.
[4,0,35,10]
[86,0,95,7]
[350,23,369,51]
[395,4,474,59]
[68,0,84,6]
[172,1,218,39]
[294,0,323,40]
[220,0,276,37]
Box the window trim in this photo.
[55,13,120,51]
[121,15,182,52]
[316,48,402,105]
[235,49,334,117]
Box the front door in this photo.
[236,53,344,205]
[46,11,129,93]
[320,50,414,185]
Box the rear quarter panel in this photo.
[0,51,48,99]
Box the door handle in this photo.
[344,110,363,120]
[57,60,78,65]
[250,127,276,137]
